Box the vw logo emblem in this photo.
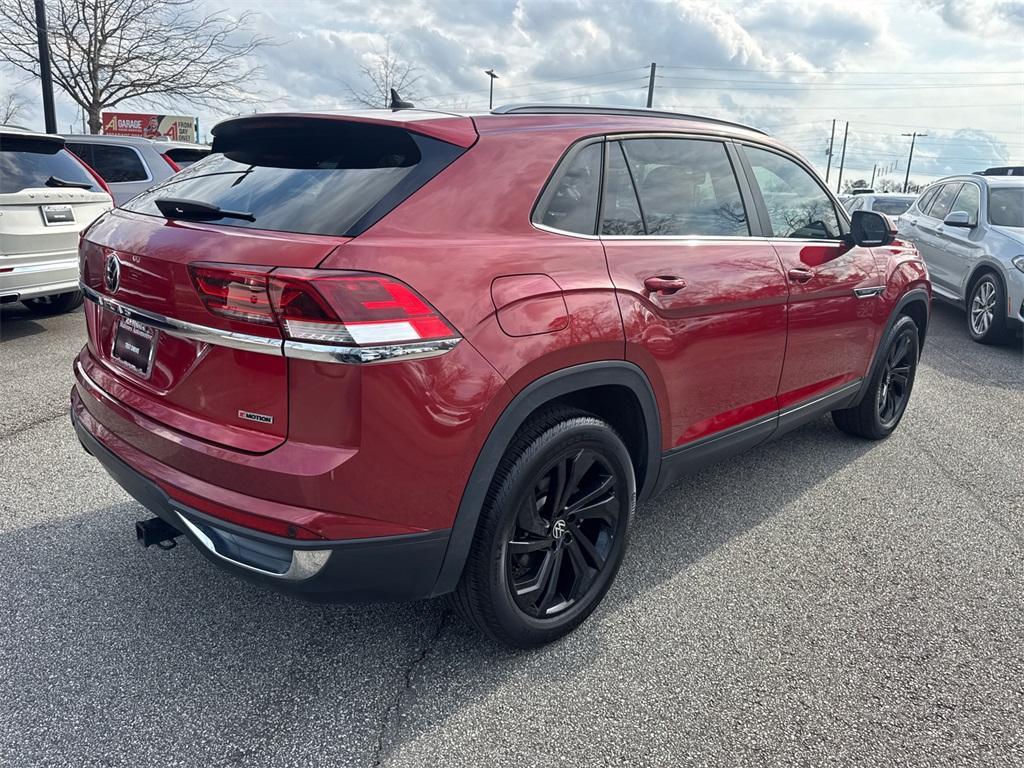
[104,253,121,294]
[551,519,567,540]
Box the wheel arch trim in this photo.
[430,360,661,596]
[855,287,930,405]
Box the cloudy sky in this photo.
[8,0,1024,185]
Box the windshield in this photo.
[122,121,463,237]
[0,137,99,193]
[872,198,913,215]
[989,188,1024,227]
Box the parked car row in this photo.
[1,126,209,313]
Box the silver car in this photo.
[897,174,1024,344]
[63,134,210,206]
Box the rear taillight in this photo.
[63,149,114,198]
[159,152,181,172]
[188,264,457,347]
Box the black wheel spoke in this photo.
[564,540,594,600]
[559,449,596,510]
[566,474,614,514]
[536,549,565,614]
[516,497,547,537]
[889,372,909,387]
[513,550,554,597]
[568,522,605,568]
[508,537,552,555]
[572,495,617,525]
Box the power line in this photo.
[659,63,1024,75]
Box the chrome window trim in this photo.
[82,283,461,364]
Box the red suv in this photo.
[72,106,930,646]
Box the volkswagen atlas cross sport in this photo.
[897,173,1023,344]
[72,105,930,647]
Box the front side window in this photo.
[949,183,980,224]
[744,146,841,239]
[534,142,602,235]
[618,138,748,237]
[926,183,961,220]
[872,198,914,216]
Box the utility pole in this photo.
[33,0,57,133]
[484,69,499,110]
[901,132,926,193]
[836,121,849,193]
[870,163,877,188]
[646,62,657,108]
[825,119,836,183]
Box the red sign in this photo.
[101,112,198,142]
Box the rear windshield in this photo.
[164,147,210,168]
[989,188,1023,228]
[0,137,99,193]
[872,198,913,216]
[122,120,464,236]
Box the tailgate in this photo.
[81,210,345,452]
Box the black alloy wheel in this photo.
[506,447,621,618]
[876,328,914,429]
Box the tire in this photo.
[448,407,636,647]
[832,314,920,440]
[966,272,1008,345]
[22,290,84,316]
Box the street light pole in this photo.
[485,69,499,110]
[33,0,57,133]
[901,132,927,193]
[836,121,849,194]
[825,118,836,184]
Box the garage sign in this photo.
[101,112,199,142]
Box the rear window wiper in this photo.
[46,175,93,189]
[154,197,256,222]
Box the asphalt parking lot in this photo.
[1,300,1021,768]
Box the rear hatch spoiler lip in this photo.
[212,111,480,149]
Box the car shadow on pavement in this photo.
[921,302,1023,391]
[0,416,878,766]
[0,305,48,343]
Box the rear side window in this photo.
[620,138,748,237]
[164,147,210,168]
[744,146,841,239]
[949,183,980,224]
[915,185,940,213]
[0,137,98,193]
[67,143,149,182]
[926,183,961,220]
[601,143,645,236]
[123,120,463,237]
[533,142,602,234]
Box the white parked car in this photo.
[844,193,918,221]
[0,126,113,315]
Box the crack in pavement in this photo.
[371,608,450,767]
[0,408,71,444]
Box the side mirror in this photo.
[943,210,974,228]
[849,210,895,247]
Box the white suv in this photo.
[0,127,112,315]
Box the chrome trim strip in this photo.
[82,283,282,355]
[853,286,886,299]
[83,283,462,364]
[780,380,863,418]
[283,338,461,364]
[174,511,331,581]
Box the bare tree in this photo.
[0,0,272,133]
[346,38,422,109]
[1,88,28,123]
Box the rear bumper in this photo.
[72,400,451,603]
[0,256,79,301]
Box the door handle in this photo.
[644,276,687,295]
[787,267,815,283]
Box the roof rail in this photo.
[491,104,768,135]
